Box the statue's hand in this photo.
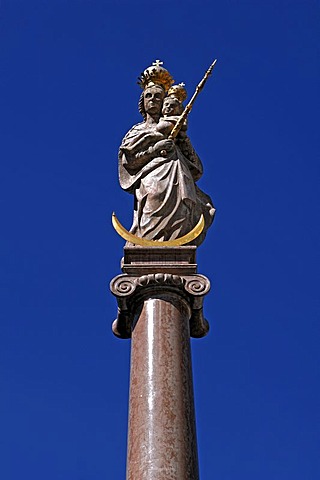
[153,139,175,157]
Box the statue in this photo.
[117,60,216,246]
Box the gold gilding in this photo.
[112,213,205,247]
[167,83,187,103]
[137,60,174,92]
[169,59,217,140]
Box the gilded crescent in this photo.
[112,212,205,247]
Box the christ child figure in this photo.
[156,83,188,138]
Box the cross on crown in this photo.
[152,60,163,67]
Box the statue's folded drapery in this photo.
[119,122,215,245]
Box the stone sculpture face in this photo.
[143,85,165,116]
[162,97,182,116]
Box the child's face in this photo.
[162,97,180,116]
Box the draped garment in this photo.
[119,121,215,244]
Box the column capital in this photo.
[110,271,210,339]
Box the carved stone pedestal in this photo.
[110,247,210,480]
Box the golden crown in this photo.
[137,60,174,92]
[167,83,187,103]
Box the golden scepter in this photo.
[168,59,217,140]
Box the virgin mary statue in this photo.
[118,61,215,246]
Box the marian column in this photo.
[110,60,216,480]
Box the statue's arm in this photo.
[120,145,156,172]
[119,127,174,174]
[120,136,175,173]
[121,132,164,154]
[119,126,168,172]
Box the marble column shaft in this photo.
[110,247,210,480]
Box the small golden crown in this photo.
[167,83,187,103]
[137,60,174,92]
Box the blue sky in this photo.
[1,0,319,478]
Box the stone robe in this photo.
[119,121,215,245]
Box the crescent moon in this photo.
[112,212,205,247]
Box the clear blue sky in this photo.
[1,1,319,479]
